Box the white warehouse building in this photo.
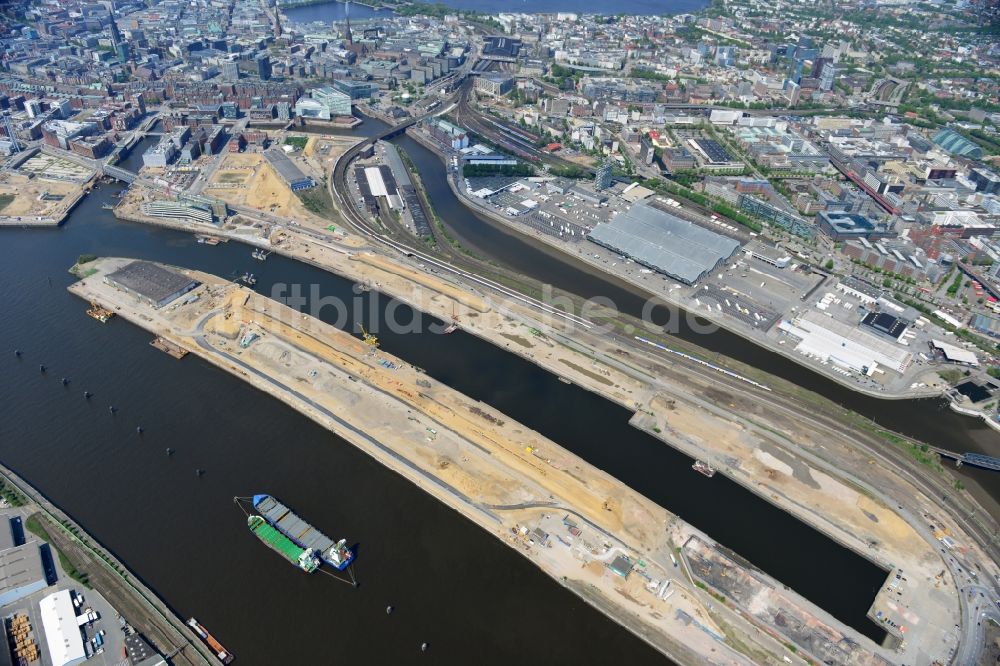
[39,589,87,666]
[778,310,913,375]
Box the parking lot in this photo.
[694,282,781,329]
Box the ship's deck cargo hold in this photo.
[255,495,334,555]
[247,515,319,573]
[187,618,235,664]
[587,202,740,285]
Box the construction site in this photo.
[191,132,356,224]
[0,168,91,227]
[66,254,994,666]
[203,152,315,220]
[69,257,747,664]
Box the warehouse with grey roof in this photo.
[587,202,741,284]
[104,261,200,308]
[264,148,316,191]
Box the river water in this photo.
[0,186,675,665]
[1,118,992,662]
[282,0,708,23]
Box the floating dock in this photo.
[150,337,188,359]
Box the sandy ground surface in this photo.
[259,228,976,664]
[204,152,319,222]
[297,134,356,182]
[0,172,84,221]
[69,257,802,666]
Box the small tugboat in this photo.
[692,460,716,478]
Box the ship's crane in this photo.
[359,323,379,349]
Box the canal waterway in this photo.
[282,0,1000,506]
[378,125,1000,506]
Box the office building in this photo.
[595,160,613,190]
[255,54,271,81]
[969,167,1000,195]
[221,61,239,83]
[474,73,514,97]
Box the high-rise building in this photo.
[108,4,129,64]
[715,46,735,67]
[256,54,272,81]
[786,80,801,106]
[818,63,836,92]
[595,160,613,190]
[970,168,1000,195]
[222,61,239,83]
[812,57,835,91]
[24,99,42,118]
[639,135,655,165]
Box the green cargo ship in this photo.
[247,515,321,573]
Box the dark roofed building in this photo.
[264,148,315,191]
[0,543,50,606]
[482,36,522,62]
[104,261,199,308]
[691,138,734,164]
[816,210,894,241]
[861,311,907,339]
[609,555,634,578]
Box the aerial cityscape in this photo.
[0,0,998,663]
